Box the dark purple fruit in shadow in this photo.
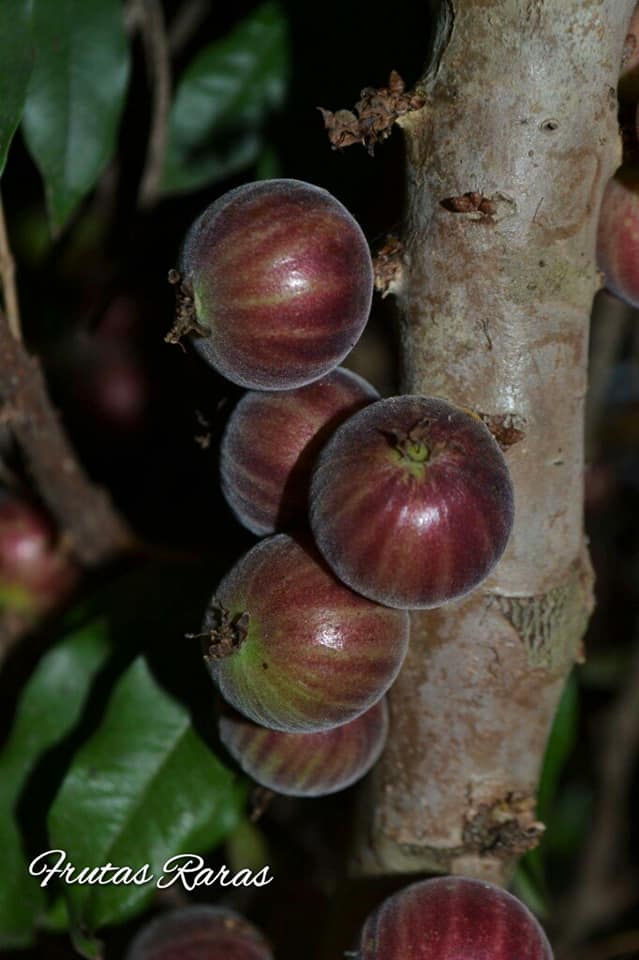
[178,179,374,389]
[220,367,379,535]
[200,534,409,732]
[0,494,78,617]
[125,905,273,960]
[219,697,388,797]
[310,396,514,609]
[359,877,553,960]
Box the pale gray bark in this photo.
[355,0,636,883]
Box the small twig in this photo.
[0,190,21,341]
[168,0,209,56]
[0,310,131,566]
[558,630,639,948]
[133,0,172,209]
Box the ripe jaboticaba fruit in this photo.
[199,534,409,732]
[310,396,514,609]
[359,877,553,960]
[219,697,388,797]
[220,367,379,535]
[125,905,273,960]
[0,494,78,616]
[176,179,374,390]
[597,168,639,308]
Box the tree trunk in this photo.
[354,0,635,884]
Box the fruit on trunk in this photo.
[359,877,553,960]
[199,534,409,732]
[0,494,78,616]
[597,168,639,308]
[219,696,388,797]
[220,367,379,535]
[310,395,514,609]
[125,905,272,960]
[177,179,374,390]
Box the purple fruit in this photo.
[177,179,374,390]
[200,534,409,733]
[359,877,553,960]
[0,493,78,616]
[220,367,379,535]
[125,905,272,960]
[219,697,388,797]
[310,396,514,609]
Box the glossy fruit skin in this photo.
[125,905,272,960]
[310,395,514,609]
[359,877,553,960]
[220,367,379,535]
[219,696,388,797]
[202,534,409,733]
[597,168,639,308]
[0,494,78,616]
[180,179,374,390]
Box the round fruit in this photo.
[199,534,409,732]
[125,905,272,960]
[597,167,639,308]
[310,395,514,609]
[359,877,553,960]
[220,367,379,535]
[176,179,374,390]
[0,493,78,616]
[219,697,388,797]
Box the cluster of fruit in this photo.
[124,878,553,959]
[174,178,515,799]
[597,7,639,305]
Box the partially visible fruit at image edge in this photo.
[125,905,273,960]
[358,877,553,959]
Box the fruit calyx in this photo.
[165,269,207,344]
[385,419,432,476]
[190,602,250,662]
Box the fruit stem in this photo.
[188,602,250,661]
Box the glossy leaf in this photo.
[49,657,246,933]
[0,0,33,177]
[162,2,288,194]
[0,620,111,948]
[22,0,129,231]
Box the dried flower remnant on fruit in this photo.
[187,603,250,661]
[374,235,404,298]
[165,268,205,343]
[319,71,425,154]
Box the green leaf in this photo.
[0,0,33,177]
[49,657,246,933]
[0,619,111,948]
[162,1,288,194]
[22,0,130,231]
[536,673,579,822]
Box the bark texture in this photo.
[354,0,635,883]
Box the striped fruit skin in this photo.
[220,367,379,536]
[181,179,373,390]
[310,396,514,609]
[219,697,388,797]
[125,905,273,960]
[204,535,409,733]
[359,878,554,960]
[597,168,639,308]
